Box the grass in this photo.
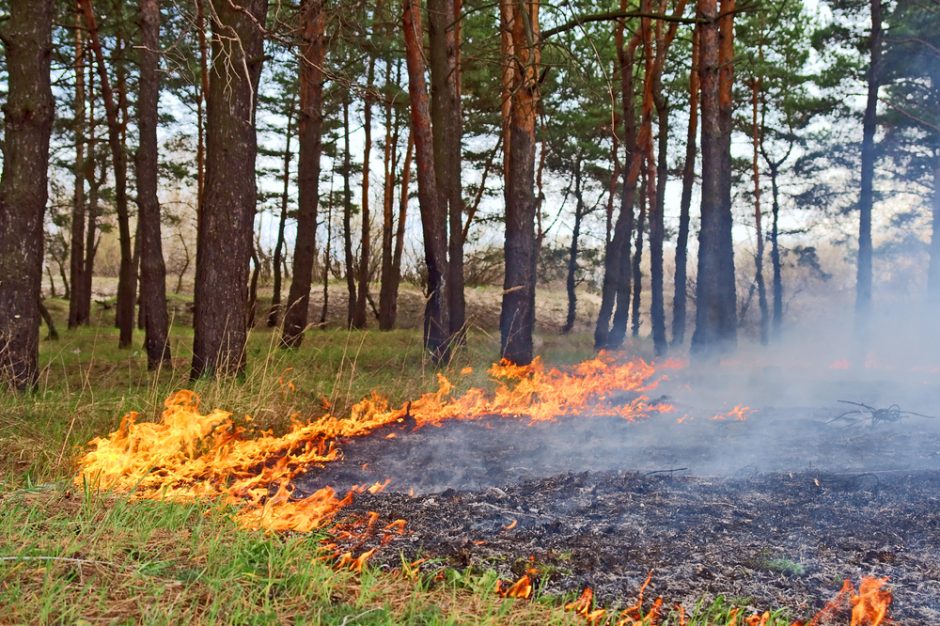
[0,297,794,624]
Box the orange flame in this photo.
[495,574,533,599]
[802,577,892,626]
[565,587,607,623]
[75,354,670,532]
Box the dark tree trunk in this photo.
[673,25,698,347]
[928,154,940,304]
[282,0,325,347]
[320,189,332,326]
[341,97,357,328]
[769,163,783,335]
[135,0,171,370]
[499,0,540,365]
[595,9,638,350]
[83,69,103,326]
[191,0,268,379]
[379,62,403,331]
[562,154,584,334]
[269,95,296,328]
[403,0,449,359]
[381,132,413,330]
[39,298,59,341]
[855,0,881,329]
[690,0,737,357]
[0,0,54,390]
[749,77,769,345]
[69,8,87,330]
[429,0,466,341]
[631,179,646,338]
[353,57,376,329]
[247,243,260,329]
[80,0,136,348]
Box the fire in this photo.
[802,577,892,626]
[495,574,533,599]
[711,404,753,421]
[565,587,606,623]
[75,354,671,532]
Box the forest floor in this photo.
[0,287,911,624]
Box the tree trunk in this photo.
[136,0,171,369]
[353,57,376,329]
[928,154,940,304]
[269,95,296,328]
[499,0,540,365]
[500,0,514,183]
[631,176,646,338]
[855,0,881,329]
[386,132,413,330]
[69,7,87,330]
[429,0,466,341]
[403,0,449,359]
[379,62,403,331]
[767,164,783,336]
[196,0,209,219]
[750,77,769,345]
[562,154,584,334]
[0,0,54,390]
[191,0,268,379]
[690,0,737,357]
[341,97,357,328]
[672,25,698,347]
[247,243,260,329]
[79,0,136,348]
[39,298,59,341]
[595,7,639,350]
[282,0,325,346]
[320,175,334,326]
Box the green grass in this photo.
[0,298,796,624]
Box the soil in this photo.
[296,405,940,622]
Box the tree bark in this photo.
[403,0,450,359]
[379,62,403,330]
[282,0,325,347]
[672,25,698,347]
[353,56,376,329]
[341,97,357,328]
[269,96,296,328]
[383,132,413,330]
[79,0,136,348]
[562,154,584,334]
[690,0,737,357]
[428,0,466,341]
[499,0,540,365]
[0,0,54,390]
[855,0,881,329]
[631,175,646,338]
[749,77,769,345]
[191,0,268,379]
[595,6,640,349]
[135,0,171,369]
[69,6,88,329]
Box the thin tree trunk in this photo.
[928,154,940,304]
[672,25,698,347]
[0,0,54,390]
[320,188,332,327]
[595,5,640,349]
[769,163,782,335]
[82,65,101,325]
[855,0,881,330]
[136,0,171,369]
[79,0,136,348]
[389,132,413,329]
[429,0,465,341]
[69,6,87,330]
[499,0,540,365]
[247,243,260,329]
[353,57,376,329]
[269,95,296,328]
[282,0,325,346]
[191,0,268,379]
[39,298,59,341]
[379,61,403,331]
[750,77,768,345]
[403,0,449,359]
[690,0,737,357]
[562,154,584,334]
[631,174,647,338]
[341,97,357,328]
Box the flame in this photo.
[801,577,892,626]
[495,574,533,599]
[76,354,670,532]
[565,587,606,623]
[710,404,753,422]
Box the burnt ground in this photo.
[295,399,940,622]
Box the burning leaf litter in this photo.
[75,354,672,532]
